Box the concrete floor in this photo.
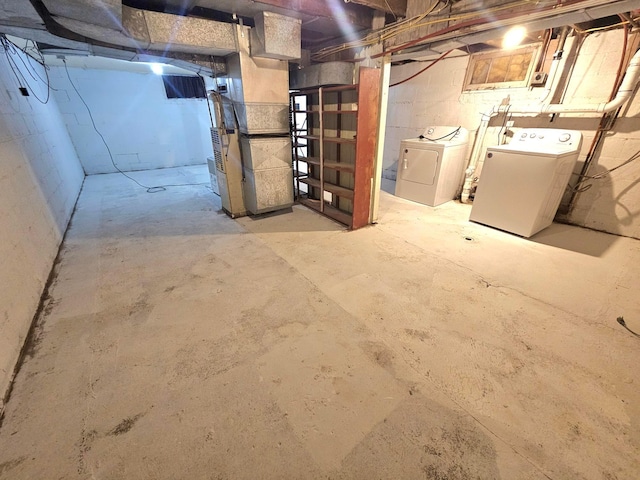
[1,165,639,479]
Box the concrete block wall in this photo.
[384,53,545,178]
[384,30,640,238]
[48,65,214,174]
[560,32,640,238]
[0,46,85,406]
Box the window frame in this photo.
[161,75,206,99]
[463,44,542,91]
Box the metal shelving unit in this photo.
[289,67,381,229]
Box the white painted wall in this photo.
[48,65,214,174]
[0,46,85,405]
[385,30,640,238]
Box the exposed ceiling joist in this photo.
[344,0,407,17]
[251,0,372,28]
[390,0,640,61]
[162,0,199,15]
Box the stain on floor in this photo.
[0,167,638,479]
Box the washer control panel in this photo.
[513,128,580,147]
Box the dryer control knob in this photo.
[559,133,571,142]
[520,133,528,139]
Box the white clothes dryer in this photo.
[395,126,469,207]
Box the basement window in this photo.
[463,45,541,90]
[162,75,206,99]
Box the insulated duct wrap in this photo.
[51,5,238,56]
[241,137,294,215]
[290,62,355,89]
[250,12,301,61]
[234,103,290,135]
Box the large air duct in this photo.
[250,11,301,61]
[221,25,294,215]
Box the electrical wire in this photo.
[62,59,208,193]
[370,0,562,61]
[2,36,49,88]
[536,28,553,72]
[25,49,54,89]
[17,38,57,92]
[570,26,632,194]
[382,0,397,21]
[1,34,50,104]
[389,49,452,87]
[497,105,511,145]
[572,149,640,192]
[419,126,461,141]
[312,0,548,61]
[312,0,448,60]
[573,20,630,34]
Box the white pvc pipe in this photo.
[510,48,640,115]
[460,48,640,204]
[460,33,576,203]
[460,114,492,203]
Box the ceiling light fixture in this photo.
[150,63,163,75]
[502,26,527,49]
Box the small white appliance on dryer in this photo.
[395,126,469,206]
[469,128,582,237]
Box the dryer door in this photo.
[400,147,439,185]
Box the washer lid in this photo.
[487,143,579,156]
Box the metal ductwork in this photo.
[0,2,301,74]
[250,11,301,61]
[224,25,291,135]
[42,0,122,30]
[48,5,238,56]
[290,62,356,90]
[220,25,294,215]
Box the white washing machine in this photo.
[469,128,583,237]
[395,126,469,206]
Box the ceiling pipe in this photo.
[461,46,640,204]
[505,47,640,115]
[386,0,640,62]
[619,12,640,29]
[460,42,640,203]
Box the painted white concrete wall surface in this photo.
[48,65,214,174]
[385,30,640,238]
[0,47,85,404]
